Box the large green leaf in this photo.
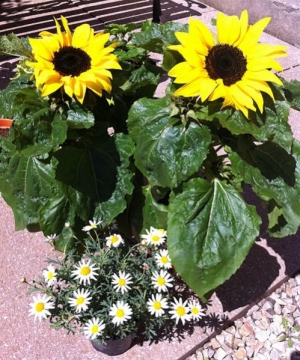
[128,97,173,141]
[141,185,168,231]
[229,140,300,237]
[0,33,32,58]
[280,77,300,111]
[94,133,135,226]
[232,138,296,187]
[67,103,95,129]
[54,135,120,202]
[0,154,57,230]
[214,100,293,151]
[0,75,32,117]
[128,97,211,188]
[167,178,261,300]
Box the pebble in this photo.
[234,347,247,359]
[211,338,221,349]
[252,311,262,320]
[187,274,300,360]
[255,329,271,342]
[239,322,254,336]
[274,302,282,315]
[214,348,227,360]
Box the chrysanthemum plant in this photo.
[1,12,300,300]
[27,225,205,342]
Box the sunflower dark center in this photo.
[205,44,247,86]
[53,46,91,77]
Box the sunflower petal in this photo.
[217,12,242,45]
[72,24,94,48]
[239,16,271,51]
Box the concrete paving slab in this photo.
[199,0,300,48]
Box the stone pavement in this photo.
[0,1,300,360]
[187,274,300,360]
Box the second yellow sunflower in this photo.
[168,10,287,118]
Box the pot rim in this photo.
[0,119,13,128]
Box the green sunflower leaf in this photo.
[280,77,300,111]
[167,178,261,300]
[93,133,135,227]
[214,100,293,151]
[229,140,300,237]
[54,134,120,202]
[0,33,32,58]
[67,103,95,129]
[141,185,168,231]
[128,97,211,188]
[0,153,58,230]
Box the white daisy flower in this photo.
[147,293,168,317]
[82,219,101,232]
[71,259,99,285]
[105,234,124,248]
[28,294,54,322]
[45,234,57,244]
[82,317,106,340]
[151,270,173,292]
[42,265,57,286]
[112,271,133,294]
[141,227,166,246]
[109,301,132,326]
[155,249,172,269]
[188,300,205,320]
[169,297,191,325]
[68,289,92,313]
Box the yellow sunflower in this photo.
[27,16,121,103]
[168,10,287,118]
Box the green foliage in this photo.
[279,317,300,348]
[1,20,300,302]
[280,77,300,111]
[127,81,300,299]
[0,33,32,58]
[131,21,188,53]
[167,178,261,300]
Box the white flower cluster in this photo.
[29,224,205,340]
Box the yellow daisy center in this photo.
[151,235,160,242]
[91,325,99,334]
[153,301,162,310]
[53,46,91,77]
[48,272,54,279]
[80,266,91,276]
[205,44,247,86]
[161,256,169,264]
[157,277,165,286]
[176,306,186,316]
[116,309,125,318]
[35,302,45,312]
[118,279,126,286]
[191,307,199,315]
[110,236,119,243]
[77,297,85,305]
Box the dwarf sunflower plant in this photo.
[1,11,300,302]
[26,224,205,343]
